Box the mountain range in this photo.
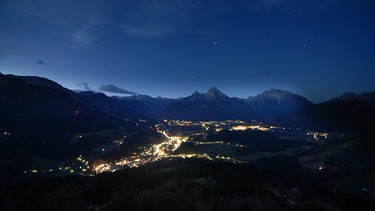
[157,87,259,121]
[1,72,375,135]
[2,72,374,210]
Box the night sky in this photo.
[1,0,374,102]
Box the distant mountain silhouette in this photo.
[157,87,258,121]
[77,91,152,119]
[246,88,314,118]
[2,72,374,133]
[326,91,375,104]
[120,94,174,117]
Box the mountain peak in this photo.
[262,88,293,96]
[206,87,228,100]
[246,88,313,117]
[253,88,312,104]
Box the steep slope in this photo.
[157,87,258,121]
[6,74,67,91]
[0,73,123,137]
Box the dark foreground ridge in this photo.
[2,155,375,210]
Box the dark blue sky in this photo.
[1,0,374,102]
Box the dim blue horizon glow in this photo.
[1,0,374,103]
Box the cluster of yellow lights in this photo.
[194,140,224,146]
[77,155,89,166]
[307,132,328,140]
[169,153,214,160]
[202,123,210,130]
[230,125,269,131]
[99,130,189,172]
[165,120,242,131]
[148,130,188,158]
[26,155,91,175]
[113,139,124,145]
[90,120,331,174]
[26,119,334,176]
[93,163,111,174]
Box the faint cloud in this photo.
[99,84,137,95]
[3,0,231,44]
[10,0,106,27]
[121,0,230,39]
[71,27,98,49]
[6,0,107,49]
[122,23,173,40]
[120,0,190,39]
[36,60,47,65]
[77,82,92,91]
[68,10,107,49]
